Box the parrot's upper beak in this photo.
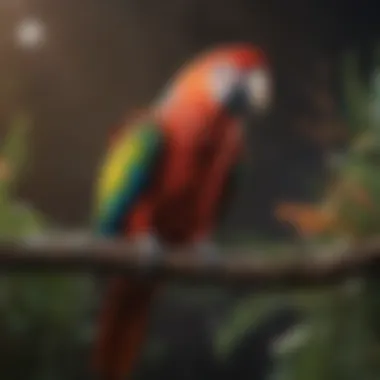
[245,69,273,114]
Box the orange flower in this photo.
[275,202,335,238]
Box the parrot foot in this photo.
[192,239,222,267]
[131,232,164,269]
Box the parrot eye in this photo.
[245,69,272,112]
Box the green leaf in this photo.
[0,111,31,191]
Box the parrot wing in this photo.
[93,120,164,236]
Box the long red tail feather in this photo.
[92,277,156,380]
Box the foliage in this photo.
[0,112,96,380]
[271,44,380,380]
[0,112,45,237]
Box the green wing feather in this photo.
[93,121,164,236]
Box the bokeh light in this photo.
[14,17,46,49]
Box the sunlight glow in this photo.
[15,17,46,49]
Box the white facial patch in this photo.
[246,69,272,111]
[209,63,243,103]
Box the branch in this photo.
[0,234,380,290]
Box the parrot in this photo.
[91,43,273,380]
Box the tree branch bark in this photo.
[0,233,379,290]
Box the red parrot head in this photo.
[202,43,273,114]
[155,43,273,121]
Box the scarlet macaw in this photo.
[92,43,273,379]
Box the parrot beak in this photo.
[245,68,273,114]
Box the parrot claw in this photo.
[193,239,221,266]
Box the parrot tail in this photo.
[92,277,157,380]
